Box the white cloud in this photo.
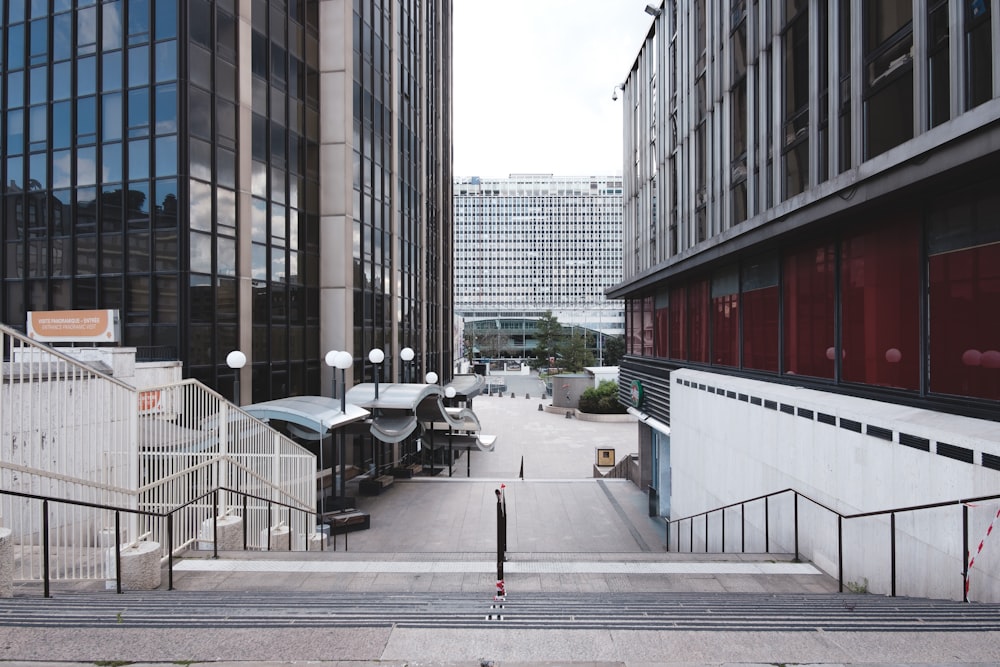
[453,0,653,178]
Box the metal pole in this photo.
[115,510,123,594]
[741,502,746,553]
[838,515,844,593]
[765,496,770,553]
[167,513,174,591]
[448,424,453,477]
[721,508,725,553]
[704,513,709,553]
[213,490,219,559]
[962,503,970,602]
[890,511,897,597]
[794,492,799,560]
[42,500,50,598]
[467,446,471,477]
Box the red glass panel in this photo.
[712,293,739,366]
[929,242,1000,400]
[655,305,669,357]
[688,279,710,363]
[668,285,686,359]
[742,286,779,371]
[642,296,655,356]
[783,242,836,378]
[841,218,920,390]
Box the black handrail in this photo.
[665,487,1000,601]
[0,485,317,597]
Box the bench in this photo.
[390,463,423,478]
[359,474,395,495]
[322,509,371,535]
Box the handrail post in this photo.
[212,490,219,559]
[167,513,174,591]
[741,502,745,553]
[794,492,799,561]
[115,511,123,594]
[42,500,50,598]
[242,494,248,550]
[721,508,726,553]
[705,513,709,553]
[765,496,770,553]
[665,518,671,552]
[689,517,693,552]
[890,511,897,597]
[838,514,844,593]
[962,503,969,603]
[267,502,273,551]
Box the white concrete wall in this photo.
[670,369,1000,602]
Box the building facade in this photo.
[0,0,453,403]
[611,1,1000,600]
[454,174,625,358]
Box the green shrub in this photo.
[578,380,627,414]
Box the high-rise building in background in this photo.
[453,174,624,361]
[0,0,453,402]
[612,1,1000,599]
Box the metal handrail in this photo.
[665,487,1000,601]
[0,485,321,598]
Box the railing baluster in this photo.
[765,496,770,553]
[794,492,799,561]
[741,502,745,553]
[42,500,50,598]
[721,509,725,553]
[890,511,896,597]
[705,513,709,553]
[838,515,844,593]
[962,503,969,603]
[167,513,174,591]
[115,511,123,594]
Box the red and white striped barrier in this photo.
[965,503,1000,600]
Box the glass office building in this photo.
[1,0,453,403]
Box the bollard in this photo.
[525,393,530,399]
[538,403,543,411]
[565,411,572,419]
[510,392,515,398]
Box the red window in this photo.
[783,241,836,378]
[711,270,739,366]
[668,285,686,359]
[742,286,779,371]
[655,294,669,357]
[688,279,710,363]
[642,296,654,356]
[929,242,1000,400]
[841,216,920,390]
[626,299,643,355]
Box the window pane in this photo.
[687,279,710,363]
[668,285,686,359]
[841,216,920,390]
[128,45,149,87]
[154,83,177,134]
[155,39,177,82]
[783,241,836,378]
[742,256,779,372]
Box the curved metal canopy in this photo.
[242,395,370,435]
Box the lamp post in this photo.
[368,348,385,399]
[445,386,456,477]
[425,372,438,473]
[333,350,353,507]
[400,346,414,383]
[225,350,246,405]
[324,350,340,399]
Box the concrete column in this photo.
[118,541,162,590]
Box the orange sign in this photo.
[138,390,162,414]
[27,309,120,343]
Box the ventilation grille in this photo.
[936,442,974,464]
[899,432,930,452]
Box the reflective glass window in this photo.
[53,61,71,100]
[154,40,177,82]
[128,138,149,180]
[217,187,236,230]
[52,151,71,189]
[8,24,25,70]
[102,92,123,141]
[741,255,779,372]
[217,236,236,276]
[155,135,177,178]
[78,7,98,54]
[7,109,24,154]
[190,231,212,273]
[28,64,45,105]
[103,50,122,90]
[189,179,212,231]
[783,240,836,378]
[189,137,211,181]
[29,18,47,65]
[102,141,123,182]
[53,13,72,61]
[28,152,47,189]
[103,2,123,50]
[8,70,24,108]
[28,104,46,150]
[154,83,176,134]
[128,45,149,87]
[128,88,150,136]
[77,96,97,144]
[154,178,177,228]
[129,0,150,43]
[77,146,97,185]
[155,0,178,40]
[77,56,97,95]
[189,275,213,323]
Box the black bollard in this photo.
[525,393,530,399]
[538,403,543,411]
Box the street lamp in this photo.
[225,350,246,405]
[400,346,414,383]
[445,386,456,477]
[368,348,385,399]
[425,371,438,385]
[425,371,438,473]
[324,350,340,399]
[333,350,353,507]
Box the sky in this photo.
[452,1,655,179]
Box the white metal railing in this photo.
[1,323,317,587]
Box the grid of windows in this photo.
[454,175,624,315]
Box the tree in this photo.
[559,332,595,373]
[532,310,564,368]
[602,335,625,366]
